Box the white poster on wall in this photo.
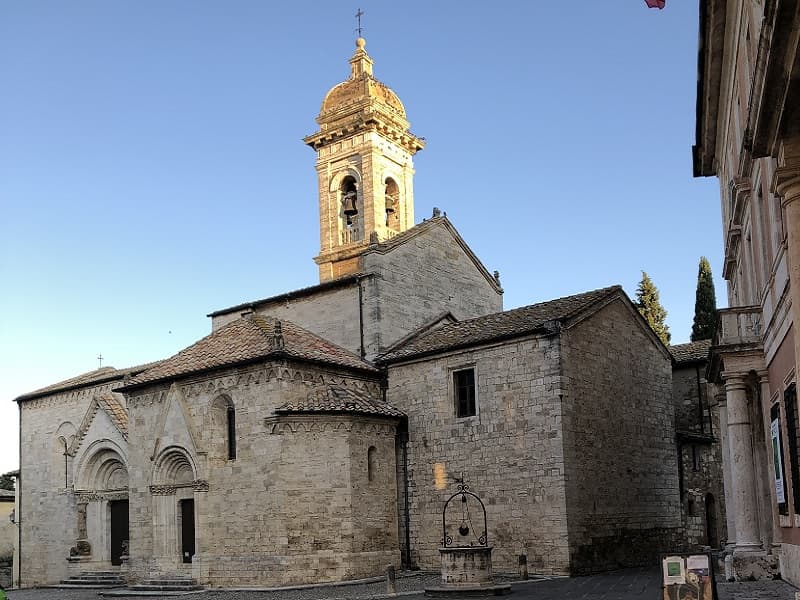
[771,418,786,504]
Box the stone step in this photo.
[130,578,203,592]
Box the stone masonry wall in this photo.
[673,364,727,549]
[124,360,397,587]
[363,221,503,358]
[211,285,363,359]
[386,335,572,575]
[560,298,682,573]
[17,381,120,586]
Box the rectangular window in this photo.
[454,368,476,418]
[771,401,788,515]
[783,384,800,514]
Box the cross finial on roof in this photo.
[97,354,104,368]
[355,8,364,38]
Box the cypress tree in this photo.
[691,256,718,341]
[635,271,671,345]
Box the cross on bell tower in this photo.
[304,36,425,282]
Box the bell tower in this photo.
[304,38,425,282]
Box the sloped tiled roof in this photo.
[97,393,129,436]
[276,386,404,418]
[379,286,622,363]
[121,314,377,390]
[0,489,14,500]
[669,339,712,366]
[15,362,160,403]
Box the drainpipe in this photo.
[17,400,22,588]
[400,427,412,569]
[357,276,366,359]
[695,364,706,435]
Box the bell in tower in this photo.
[304,36,425,283]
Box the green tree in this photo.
[691,256,718,342]
[635,271,671,345]
[0,472,14,490]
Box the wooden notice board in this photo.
[660,552,718,600]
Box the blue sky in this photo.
[0,1,723,474]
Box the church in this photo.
[14,37,686,588]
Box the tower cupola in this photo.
[305,38,425,282]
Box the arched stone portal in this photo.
[72,441,130,568]
[150,446,204,572]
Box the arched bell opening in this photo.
[384,177,400,231]
[339,175,362,242]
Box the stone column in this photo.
[775,137,800,376]
[717,388,737,550]
[756,370,782,554]
[723,371,762,553]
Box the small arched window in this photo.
[226,404,236,460]
[384,178,400,231]
[367,446,377,482]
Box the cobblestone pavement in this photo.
[6,568,799,600]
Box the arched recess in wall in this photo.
[74,440,129,492]
[152,445,197,486]
[54,421,77,488]
[384,177,400,231]
[208,394,236,461]
[368,446,377,482]
[705,493,718,548]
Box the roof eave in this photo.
[15,372,131,403]
[693,0,727,178]
[117,352,379,394]
[207,274,368,318]
[377,326,554,366]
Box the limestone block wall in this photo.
[0,501,14,560]
[679,439,727,549]
[124,360,397,587]
[363,222,503,358]
[673,364,712,434]
[672,365,726,549]
[16,382,116,585]
[211,284,363,358]
[386,335,571,575]
[560,298,682,573]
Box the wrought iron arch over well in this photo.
[441,483,488,548]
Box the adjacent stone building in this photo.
[670,340,727,550]
[693,0,800,585]
[14,37,684,588]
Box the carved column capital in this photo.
[722,371,748,392]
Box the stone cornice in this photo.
[265,414,397,436]
[149,479,209,495]
[126,362,380,405]
[75,489,129,503]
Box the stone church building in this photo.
[15,38,686,588]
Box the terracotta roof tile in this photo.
[669,340,712,365]
[379,286,622,363]
[276,386,404,418]
[97,393,129,436]
[122,315,377,390]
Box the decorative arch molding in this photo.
[74,439,129,492]
[265,415,397,436]
[152,445,198,486]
